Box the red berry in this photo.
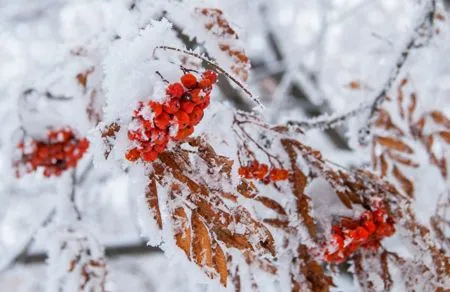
[163,99,180,114]
[202,70,217,83]
[238,167,249,178]
[153,144,166,154]
[197,95,210,110]
[181,73,197,89]
[166,83,184,99]
[190,89,205,104]
[125,148,140,161]
[189,107,204,126]
[269,168,289,181]
[141,150,158,162]
[198,78,212,89]
[154,112,170,129]
[151,129,168,145]
[174,110,190,129]
[148,101,163,116]
[253,163,269,179]
[354,227,370,241]
[363,220,377,234]
[174,125,194,141]
[180,100,196,114]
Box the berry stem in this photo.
[153,46,264,110]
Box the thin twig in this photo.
[70,169,82,220]
[287,103,371,131]
[153,46,264,110]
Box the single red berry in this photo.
[173,125,194,141]
[166,83,185,99]
[180,100,196,114]
[163,99,180,114]
[238,167,249,177]
[354,227,370,241]
[151,129,169,145]
[181,73,197,89]
[197,95,210,110]
[174,110,190,129]
[125,148,141,161]
[190,107,204,126]
[198,78,212,89]
[362,220,377,234]
[154,112,170,129]
[190,89,204,104]
[202,70,218,83]
[253,163,269,179]
[148,101,163,116]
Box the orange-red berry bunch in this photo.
[125,70,217,163]
[15,128,89,177]
[238,160,289,184]
[324,208,395,263]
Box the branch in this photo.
[358,0,437,145]
[287,102,371,131]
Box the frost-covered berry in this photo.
[181,73,197,89]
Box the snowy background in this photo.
[0,0,449,291]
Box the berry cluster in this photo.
[15,128,89,177]
[238,160,289,184]
[324,208,395,263]
[126,70,217,163]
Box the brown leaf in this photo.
[212,243,228,286]
[407,93,417,123]
[173,207,191,259]
[387,151,419,168]
[282,139,317,238]
[256,196,287,215]
[237,180,257,198]
[213,227,252,251]
[392,165,414,197]
[431,111,450,129]
[191,211,213,269]
[438,131,450,144]
[376,136,414,153]
[380,154,389,177]
[146,177,162,229]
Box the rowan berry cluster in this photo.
[15,128,89,177]
[324,208,395,263]
[238,160,289,184]
[125,70,217,162]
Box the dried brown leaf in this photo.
[376,136,414,153]
[392,165,414,197]
[173,207,191,259]
[146,176,162,229]
[212,243,228,286]
[192,211,213,270]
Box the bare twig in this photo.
[358,0,437,145]
[70,169,82,221]
[287,103,371,131]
